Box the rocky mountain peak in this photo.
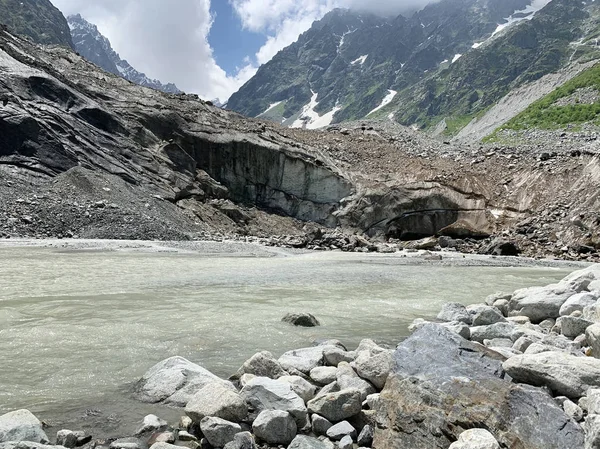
[67,14,181,94]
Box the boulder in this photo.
[437,303,471,324]
[508,283,582,323]
[485,292,512,307]
[276,376,316,402]
[326,421,356,441]
[235,351,288,379]
[311,414,333,436]
[481,239,519,256]
[563,399,584,421]
[560,292,598,317]
[585,415,600,449]
[278,346,337,374]
[503,351,600,399]
[323,347,355,366]
[282,313,320,327]
[357,424,373,447]
[471,306,507,326]
[134,356,233,406]
[373,324,584,449]
[240,377,307,425]
[252,410,296,445]
[557,315,593,339]
[310,367,338,386]
[469,322,515,343]
[109,437,141,449]
[222,432,256,449]
[185,382,247,423]
[135,415,167,436]
[307,389,362,422]
[147,433,175,445]
[336,363,376,400]
[353,349,393,390]
[448,429,500,449]
[287,435,331,449]
[0,410,49,444]
[55,431,77,449]
[199,417,241,448]
[585,302,600,322]
[587,324,600,358]
[338,435,352,449]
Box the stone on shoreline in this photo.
[287,435,331,449]
[134,415,167,436]
[306,388,362,422]
[310,367,338,386]
[311,414,333,436]
[133,356,233,406]
[0,410,49,444]
[560,292,598,316]
[276,376,316,403]
[234,351,288,380]
[240,377,307,425]
[281,313,320,327]
[503,351,600,399]
[199,417,241,448]
[325,421,356,441]
[278,346,337,374]
[323,347,355,366]
[336,363,376,401]
[353,347,393,390]
[185,382,248,423]
[508,284,581,323]
[252,410,296,445]
[437,302,471,324]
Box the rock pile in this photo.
[5,265,600,449]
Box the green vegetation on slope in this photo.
[0,0,73,48]
[486,63,600,139]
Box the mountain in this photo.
[228,0,600,138]
[0,0,73,48]
[67,14,181,94]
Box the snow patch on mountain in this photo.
[368,90,397,116]
[452,54,462,63]
[492,0,552,38]
[291,92,340,129]
[259,101,283,116]
[351,55,368,65]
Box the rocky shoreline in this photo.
[3,264,600,449]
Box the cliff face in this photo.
[0,0,73,48]
[1,25,600,260]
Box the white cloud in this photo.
[52,0,255,102]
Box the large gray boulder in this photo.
[199,417,241,448]
[234,351,288,379]
[0,410,49,444]
[587,324,600,358]
[239,377,307,425]
[470,306,507,326]
[278,346,337,374]
[281,313,320,327]
[503,351,600,399]
[252,410,296,445]
[134,356,233,406]
[223,432,256,449]
[310,367,338,386]
[336,363,376,401]
[437,303,471,324]
[463,322,515,344]
[353,348,393,390]
[307,388,362,422]
[557,315,593,339]
[448,429,500,449]
[560,292,598,317]
[185,382,247,423]
[276,376,316,403]
[373,324,584,449]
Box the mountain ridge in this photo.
[68,14,181,94]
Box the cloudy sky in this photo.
[52,0,439,102]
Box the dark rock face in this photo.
[373,324,584,449]
[0,0,73,48]
[67,15,181,94]
[282,313,321,327]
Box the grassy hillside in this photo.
[485,63,600,140]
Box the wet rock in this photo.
[199,417,241,448]
[252,410,296,445]
[503,351,600,399]
[234,351,288,379]
[326,421,356,441]
[240,377,307,425]
[185,382,247,423]
[134,357,233,406]
[307,389,362,422]
[0,410,49,444]
[282,313,320,327]
[374,324,584,449]
[135,415,168,436]
[448,429,500,449]
[311,415,333,436]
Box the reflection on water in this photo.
[0,246,572,436]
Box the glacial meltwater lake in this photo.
[0,241,581,436]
